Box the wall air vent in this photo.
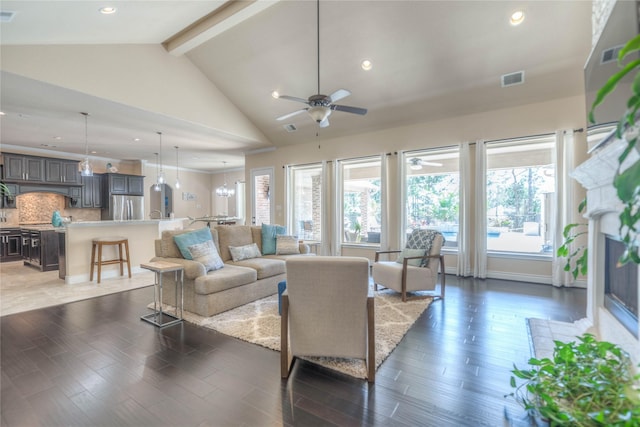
[0,11,16,22]
[283,124,297,132]
[601,45,624,64]
[501,71,525,87]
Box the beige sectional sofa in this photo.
[152,225,310,317]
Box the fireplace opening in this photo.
[605,235,638,338]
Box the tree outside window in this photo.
[485,138,555,254]
[405,148,460,248]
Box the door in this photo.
[250,167,273,225]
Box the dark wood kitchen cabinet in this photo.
[3,154,44,182]
[45,159,80,184]
[82,174,103,208]
[0,183,17,209]
[105,173,144,196]
[23,230,58,271]
[0,228,22,262]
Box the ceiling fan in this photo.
[275,0,367,128]
[408,157,443,170]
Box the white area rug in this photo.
[154,288,432,379]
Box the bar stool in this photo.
[90,237,131,283]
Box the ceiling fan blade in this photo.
[278,95,309,104]
[319,117,330,128]
[276,109,308,121]
[331,104,368,115]
[328,89,351,103]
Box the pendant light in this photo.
[174,146,181,189]
[153,152,161,192]
[157,131,165,185]
[79,112,93,176]
[216,161,235,198]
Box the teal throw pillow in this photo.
[396,248,426,267]
[173,228,214,260]
[261,223,287,255]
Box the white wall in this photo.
[246,95,589,282]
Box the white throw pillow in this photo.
[229,243,262,262]
[276,235,300,255]
[188,240,224,271]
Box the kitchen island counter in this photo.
[62,218,186,284]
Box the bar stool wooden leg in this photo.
[90,242,96,281]
[117,243,124,276]
[123,240,131,278]
[97,243,103,284]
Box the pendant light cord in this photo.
[81,112,89,156]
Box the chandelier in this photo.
[216,161,235,198]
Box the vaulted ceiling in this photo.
[0,1,592,172]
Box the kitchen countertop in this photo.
[65,218,186,228]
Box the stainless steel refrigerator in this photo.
[102,195,145,221]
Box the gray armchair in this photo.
[281,256,375,382]
[372,229,445,302]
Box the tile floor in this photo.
[0,261,154,316]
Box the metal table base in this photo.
[140,261,184,328]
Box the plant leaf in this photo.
[590,58,640,123]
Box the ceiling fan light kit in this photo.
[275,0,367,128]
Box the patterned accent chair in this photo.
[281,256,375,382]
[372,229,445,302]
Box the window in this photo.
[250,167,273,225]
[339,157,382,244]
[288,164,322,241]
[485,136,555,254]
[404,148,460,248]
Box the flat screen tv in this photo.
[584,0,640,151]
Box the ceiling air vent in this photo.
[0,11,16,22]
[283,124,297,132]
[501,71,525,87]
[601,45,624,64]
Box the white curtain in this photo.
[320,160,332,256]
[457,142,472,276]
[474,140,487,278]
[552,130,575,286]
[331,160,342,256]
[380,153,390,251]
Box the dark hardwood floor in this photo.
[1,276,586,427]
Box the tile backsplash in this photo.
[18,193,65,223]
[0,193,101,227]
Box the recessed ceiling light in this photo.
[133,138,140,142]
[0,111,5,116]
[271,91,280,99]
[53,136,62,140]
[510,10,525,26]
[99,7,117,15]
[90,150,97,154]
[361,59,373,71]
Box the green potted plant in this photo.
[507,334,640,425]
[557,198,588,279]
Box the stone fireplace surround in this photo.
[570,134,640,370]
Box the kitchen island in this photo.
[61,218,185,284]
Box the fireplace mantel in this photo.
[570,135,639,370]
